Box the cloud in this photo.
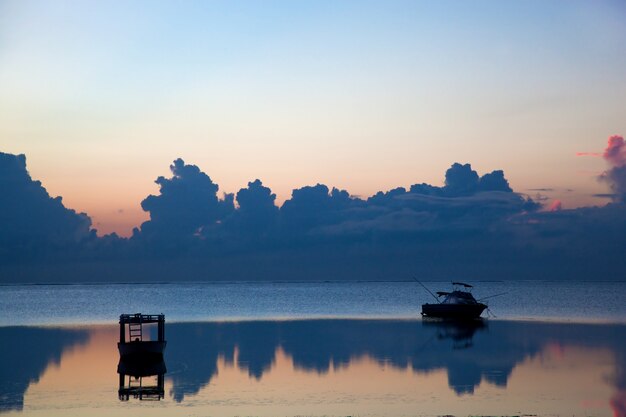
[577,135,626,203]
[444,163,480,195]
[611,391,626,417]
[289,164,526,240]
[359,164,530,235]
[237,180,278,214]
[575,134,624,163]
[603,135,626,167]
[0,152,93,261]
[0,152,624,283]
[409,164,512,197]
[575,152,601,157]
[280,184,362,234]
[602,166,626,203]
[221,179,279,238]
[368,187,408,206]
[600,135,626,202]
[548,200,562,211]
[135,158,233,243]
[478,170,513,192]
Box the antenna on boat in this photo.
[413,277,440,303]
[477,292,508,302]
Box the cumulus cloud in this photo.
[280,184,361,233]
[603,135,626,167]
[409,164,512,197]
[222,179,279,237]
[600,135,626,203]
[355,164,529,235]
[368,187,408,206]
[478,169,512,192]
[237,180,277,213]
[0,152,92,260]
[135,158,233,242]
[579,135,626,203]
[1,151,624,283]
[603,166,626,203]
[444,163,480,195]
[0,155,531,259]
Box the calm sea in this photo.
[0,280,625,326]
[2,281,626,416]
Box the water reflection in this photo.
[165,319,626,405]
[0,327,89,412]
[117,358,166,401]
[422,318,486,349]
[164,319,492,399]
[1,320,625,416]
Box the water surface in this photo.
[1,319,624,417]
[1,281,625,416]
[1,281,625,326]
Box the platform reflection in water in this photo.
[0,319,624,417]
[117,357,166,401]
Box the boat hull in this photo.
[421,303,487,319]
[118,341,166,358]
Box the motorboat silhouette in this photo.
[421,282,487,319]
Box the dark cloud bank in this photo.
[1,150,625,283]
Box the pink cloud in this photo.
[604,135,626,167]
[600,135,626,203]
[578,135,626,203]
[610,390,626,417]
[548,200,562,211]
[577,135,626,166]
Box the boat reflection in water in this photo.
[422,318,486,349]
[117,356,166,401]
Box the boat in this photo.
[421,282,487,319]
[118,313,166,359]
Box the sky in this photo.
[1,0,626,236]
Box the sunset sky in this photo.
[1,0,625,236]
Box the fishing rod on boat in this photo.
[477,292,508,302]
[413,277,440,303]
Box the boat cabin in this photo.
[118,313,166,358]
[439,290,479,305]
[437,282,479,305]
